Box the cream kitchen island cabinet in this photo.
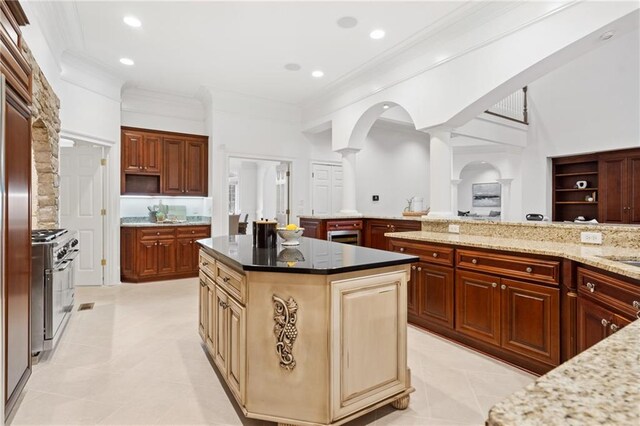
[197,235,418,426]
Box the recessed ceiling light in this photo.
[337,16,358,29]
[284,63,301,71]
[119,57,135,66]
[370,29,385,40]
[311,70,324,78]
[600,31,614,40]
[383,104,390,109]
[123,16,141,28]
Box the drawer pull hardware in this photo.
[202,262,209,266]
[525,267,533,273]
[601,319,610,327]
[471,259,478,264]
[399,247,405,252]
[192,230,195,234]
[633,301,640,310]
[610,324,619,333]
[492,282,497,288]
[500,284,506,290]
[411,266,416,270]
[417,267,422,272]
[222,276,230,283]
[586,282,596,292]
[156,232,160,235]
[432,252,438,258]
[219,301,228,309]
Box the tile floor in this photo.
[8,279,534,426]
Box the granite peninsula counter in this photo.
[196,235,418,426]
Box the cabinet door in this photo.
[176,238,194,273]
[408,265,419,316]
[365,221,392,250]
[331,272,408,419]
[137,240,158,277]
[142,133,162,173]
[599,157,627,223]
[157,239,176,274]
[500,279,560,366]
[206,283,216,356]
[419,263,454,329]
[163,138,185,194]
[199,277,208,341]
[629,155,640,224]
[300,219,324,239]
[455,270,501,346]
[120,228,137,279]
[213,286,228,374]
[577,296,613,353]
[184,139,207,195]
[122,130,143,172]
[226,297,245,403]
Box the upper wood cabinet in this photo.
[121,127,208,196]
[163,137,208,196]
[599,150,640,224]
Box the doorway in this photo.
[59,141,107,286]
[311,162,343,215]
[228,156,292,234]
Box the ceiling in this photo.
[53,1,483,104]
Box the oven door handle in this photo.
[54,260,72,272]
[65,249,79,261]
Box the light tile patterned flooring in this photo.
[8,279,534,426]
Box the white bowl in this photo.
[276,228,304,246]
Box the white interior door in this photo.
[275,162,290,225]
[312,163,343,215]
[60,143,104,286]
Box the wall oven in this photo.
[31,229,79,356]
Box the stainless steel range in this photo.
[31,229,79,356]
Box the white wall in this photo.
[238,162,257,224]
[522,27,640,218]
[356,123,430,215]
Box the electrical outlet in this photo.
[448,224,460,234]
[581,232,602,245]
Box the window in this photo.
[228,176,239,214]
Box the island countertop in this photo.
[487,319,640,426]
[197,235,417,274]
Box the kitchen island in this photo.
[197,235,418,426]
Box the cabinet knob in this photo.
[411,266,416,270]
[500,284,506,290]
[335,224,339,228]
[601,318,610,327]
[610,323,619,333]
[156,232,160,235]
[386,224,390,228]
[222,276,230,283]
[633,300,640,310]
[492,282,497,288]
[219,301,228,309]
[525,267,533,273]
[202,262,208,266]
[190,241,193,244]
[191,230,195,234]
[471,258,478,264]
[417,267,422,272]
[154,242,158,246]
[586,282,596,293]
[432,252,438,258]
[399,247,405,252]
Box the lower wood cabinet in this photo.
[365,219,421,250]
[576,296,630,352]
[455,270,501,346]
[413,263,454,329]
[121,225,210,282]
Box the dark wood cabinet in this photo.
[455,270,501,346]
[599,150,640,224]
[121,225,210,282]
[365,219,421,250]
[2,1,32,418]
[121,127,208,196]
[418,263,454,329]
[299,218,326,239]
[162,137,207,196]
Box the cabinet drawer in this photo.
[139,227,176,240]
[577,267,640,317]
[326,220,363,231]
[457,249,560,285]
[389,240,453,266]
[177,226,210,238]
[199,250,216,280]
[215,261,246,304]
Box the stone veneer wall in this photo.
[21,43,61,229]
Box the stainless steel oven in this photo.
[327,229,361,246]
[31,229,79,356]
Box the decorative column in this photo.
[338,148,361,216]
[256,163,268,220]
[427,130,454,217]
[450,179,463,217]
[496,178,513,221]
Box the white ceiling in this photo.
[59,1,478,104]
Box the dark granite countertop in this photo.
[197,235,417,275]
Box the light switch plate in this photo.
[448,224,460,234]
[581,232,602,244]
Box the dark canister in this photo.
[253,220,277,248]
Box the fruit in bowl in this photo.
[277,224,304,246]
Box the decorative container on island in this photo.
[276,227,304,246]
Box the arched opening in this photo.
[456,161,502,219]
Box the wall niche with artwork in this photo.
[457,162,502,218]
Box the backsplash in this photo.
[120,196,212,218]
[121,216,211,224]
